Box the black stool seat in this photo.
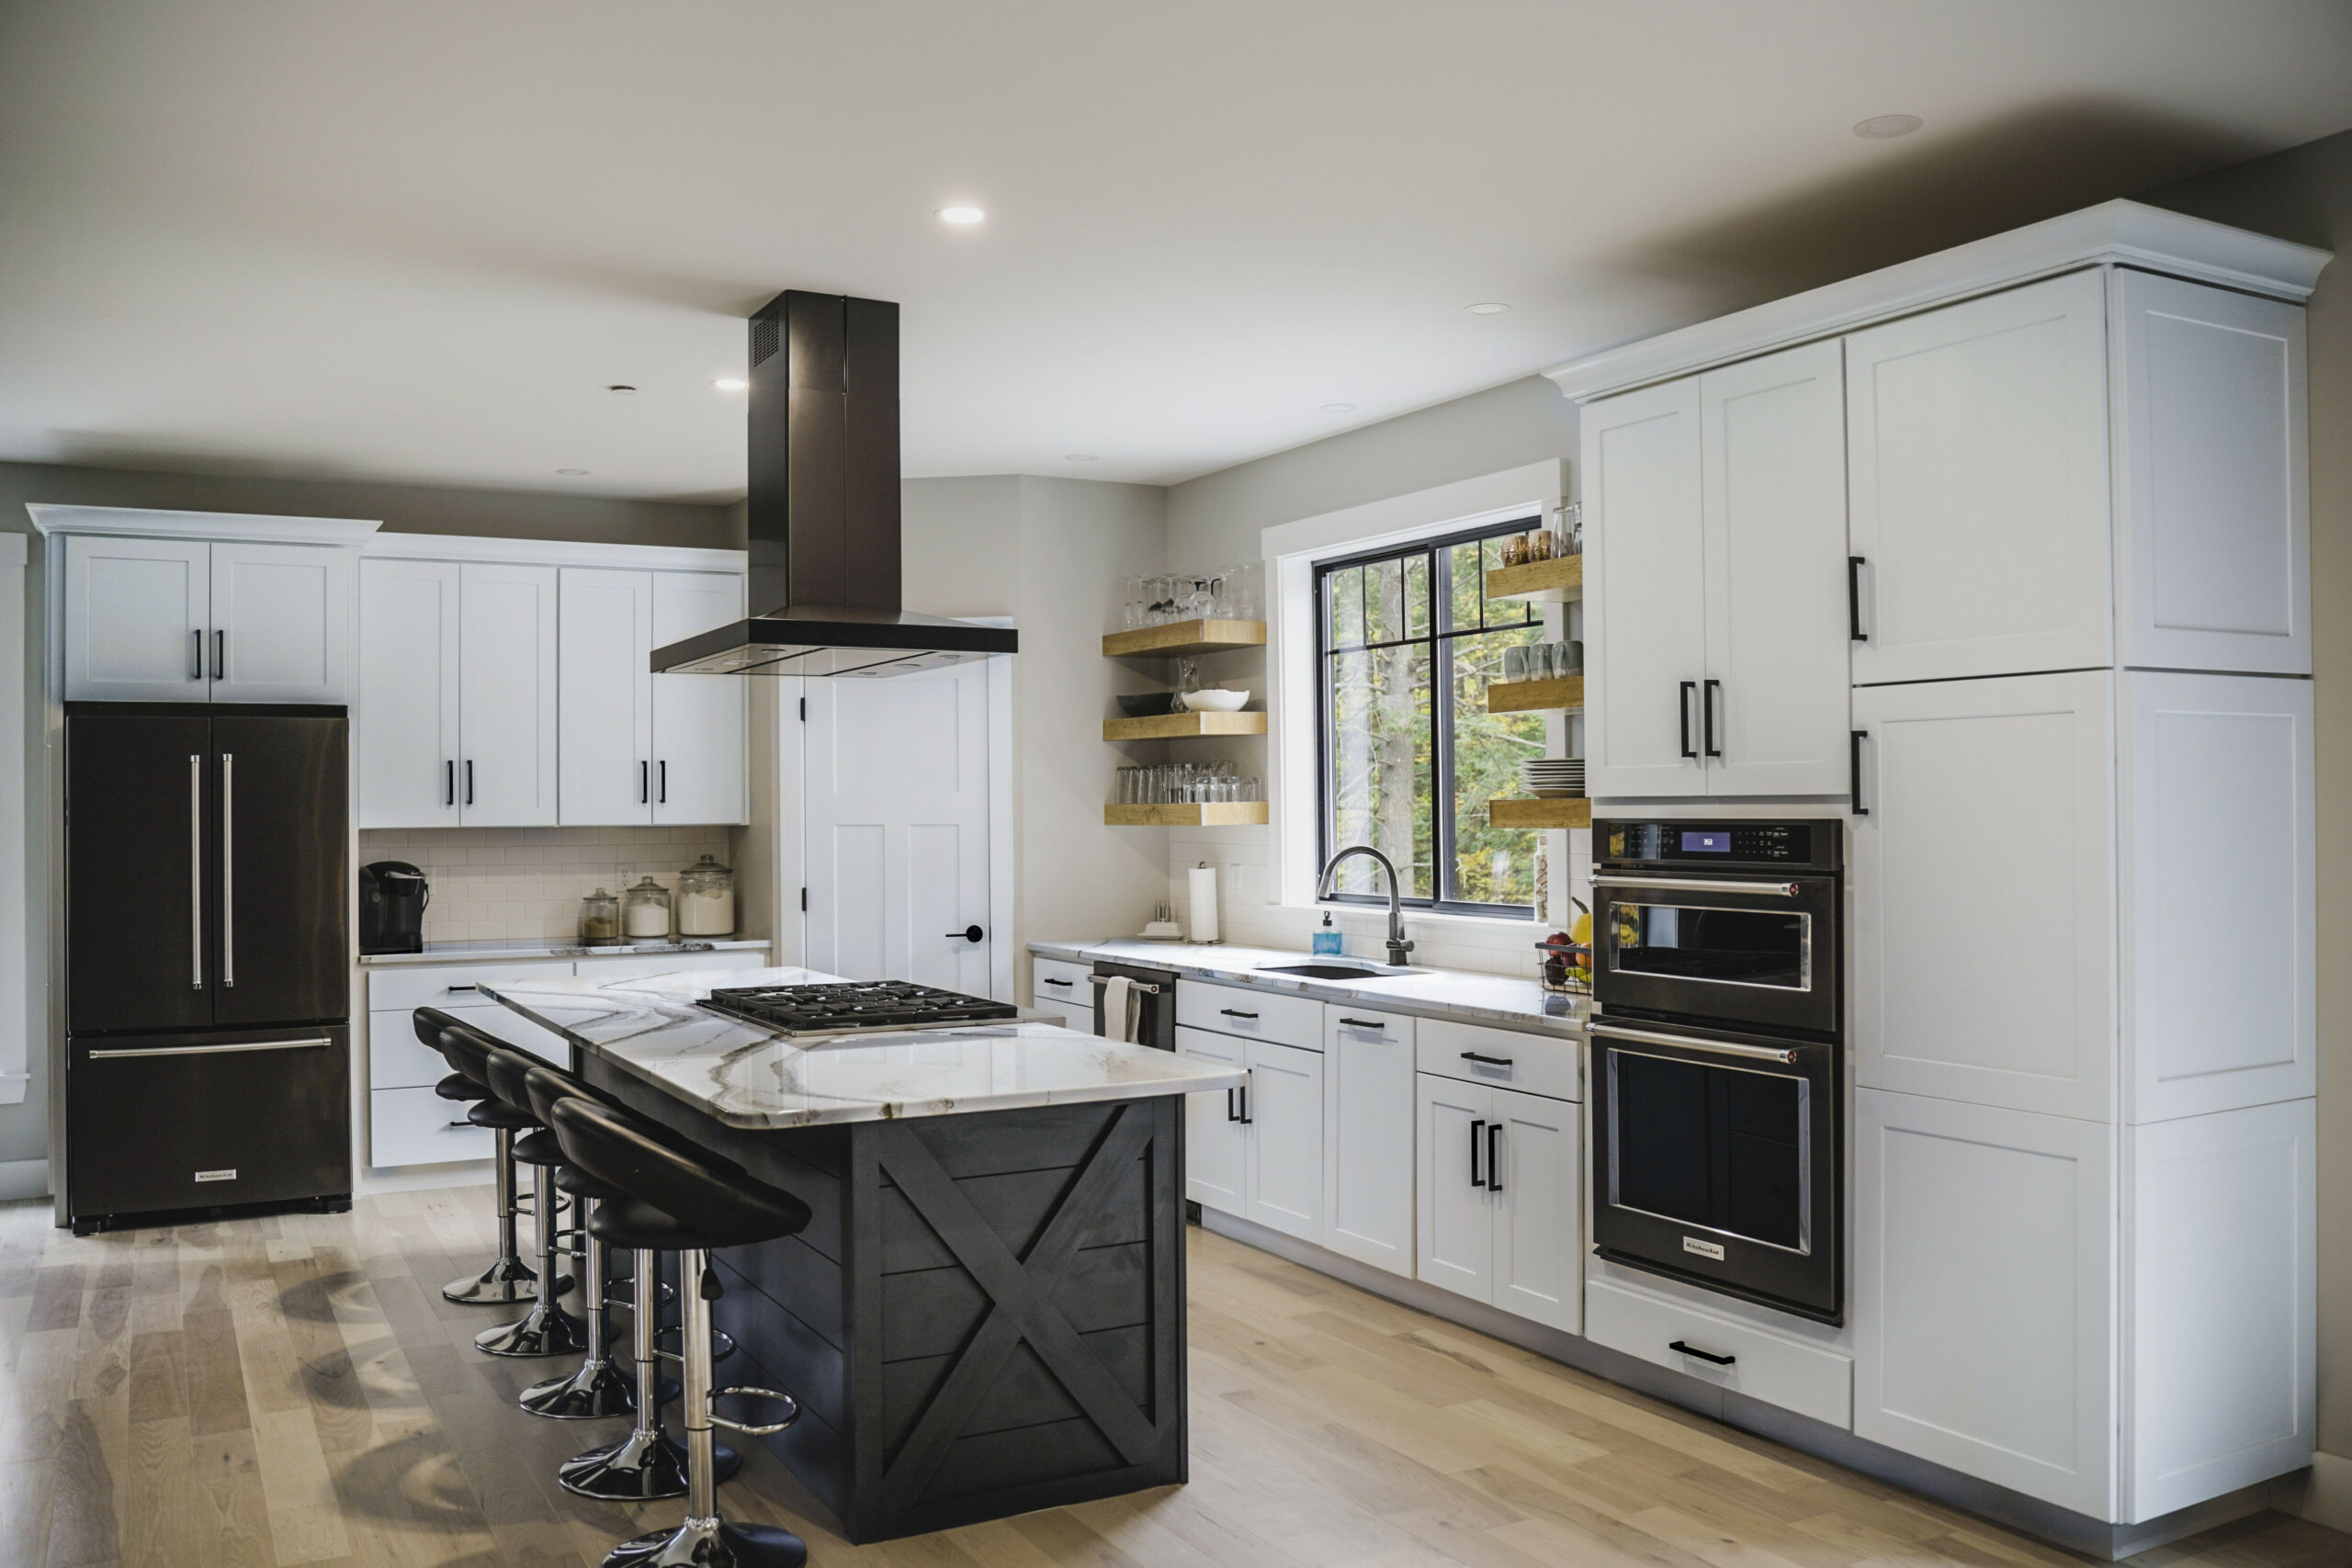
[468,1100,537,1132]
[436,1072,485,1102]
[514,1128,566,1166]
[588,1195,711,1254]
[557,1164,627,1202]
[550,1100,811,1248]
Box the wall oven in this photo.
[1589,818,1843,1323]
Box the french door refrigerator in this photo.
[64,704,351,1232]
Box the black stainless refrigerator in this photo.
[64,704,352,1232]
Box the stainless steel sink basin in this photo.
[1256,962,1419,980]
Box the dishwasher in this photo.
[1091,961,1177,1050]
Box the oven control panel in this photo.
[1598,819,1841,872]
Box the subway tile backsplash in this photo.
[359,826,733,943]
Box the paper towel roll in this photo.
[1188,863,1220,945]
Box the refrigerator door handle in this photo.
[220,751,234,987]
[88,1036,334,1060]
[188,753,203,990]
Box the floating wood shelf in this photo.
[1488,796,1592,829]
[1103,710,1269,741]
[1486,675,1584,714]
[1486,554,1583,604]
[1102,618,1268,658]
[1104,802,1270,827]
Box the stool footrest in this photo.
[708,1386,800,1437]
[652,1325,735,1364]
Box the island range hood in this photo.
[650,289,1017,677]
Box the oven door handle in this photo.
[1589,874,1805,897]
[1589,1022,1801,1065]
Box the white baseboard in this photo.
[2272,1450,2352,1533]
[0,1157,50,1201]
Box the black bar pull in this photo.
[1040,976,1073,987]
[445,759,455,807]
[1679,682,1697,759]
[1850,729,1869,815]
[1460,1050,1514,1067]
[1702,679,1722,759]
[640,761,649,805]
[1670,1339,1736,1366]
[1469,1118,1486,1188]
[211,628,225,680]
[659,760,666,804]
[465,759,474,806]
[1337,1017,1385,1031]
[1219,1008,1258,1021]
[1238,1081,1251,1124]
[1226,1087,1238,1122]
[1848,556,1868,641]
[190,629,203,681]
[1487,1122,1502,1192]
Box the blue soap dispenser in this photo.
[1312,910,1343,957]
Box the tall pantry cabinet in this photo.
[1557,201,2327,1529]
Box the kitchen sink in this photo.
[1256,962,1419,980]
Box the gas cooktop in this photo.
[698,980,1023,1036]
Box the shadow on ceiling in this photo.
[1593,96,2277,321]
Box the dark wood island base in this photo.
[585,1055,1190,1545]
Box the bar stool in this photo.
[414,1008,537,1306]
[464,1035,589,1359]
[548,1095,811,1568]
[513,1062,634,1420]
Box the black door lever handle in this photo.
[945,925,984,942]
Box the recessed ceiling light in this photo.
[1465,302,1511,315]
[556,468,589,476]
[936,205,987,225]
[606,383,638,393]
[1321,403,1358,413]
[1853,113,1924,139]
[1064,454,1099,463]
[713,378,748,391]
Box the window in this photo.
[1317,520,1546,916]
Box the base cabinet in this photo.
[1176,1026,1247,1213]
[1414,1075,1579,1334]
[1323,1009,1415,1276]
[1245,1037,1325,1242]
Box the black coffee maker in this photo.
[359,862,430,954]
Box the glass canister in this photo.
[676,854,737,937]
[579,886,621,946]
[621,875,673,941]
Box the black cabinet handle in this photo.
[1848,556,1868,641]
[946,925,984,942]
[444,983,478,993]
[1337,1017,1385,1031]
[190,629,204,681]
[445,760,455,807]
[1238,1081,1251,1124]
[1850,729,1869,815]
[1469,1118,1486,1188]
[1487,1122,1503,1192]
[640,761,650,805]
[447,1119,474,1130]
[212,628,225,680]
[1226,1087,1239,1122]
[1041,977,1073,987]
[659,760,666,804]
[1679,682,1697,759]
[1460,1050,1514,1067]
[1702,679,1722,759]
[1670,1339,1736,1367]
[465,760,474,806]
[1219,1008,1258,1020]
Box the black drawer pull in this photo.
[1670,1340,1736,1367]
[444,984,479,993]
[1460,1050,1514,1066]
[1219,1008,1259,1020]
[1041,977,1073,987]
[446,1119,473,1129]
[1337,1017,1385,1030]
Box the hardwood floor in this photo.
[0,1189,2341,1568]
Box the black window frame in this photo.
[1314,516,1545,919]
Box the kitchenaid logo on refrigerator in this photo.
[195,1168,237,1182]
[1682,1236,1725,1260]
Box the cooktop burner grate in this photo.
[699,980,1022,1034]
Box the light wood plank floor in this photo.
[1,1189,2341,1568]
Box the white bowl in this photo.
[1182,689,1250,712]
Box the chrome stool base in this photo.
[475,1298,590,1359]
[602,1516,804,1568]
[442,1254,537,1306]
[519,1354,637,1419]
[559,1427,740,1501]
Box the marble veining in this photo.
[479,964,1245,1129]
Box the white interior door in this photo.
[458,562,559,827]
[803,662,991,991]
[210,541,350,703]
[356,558,460,828]
[651,571,748,825]
[558,567,654,825]
[62,534,210,702]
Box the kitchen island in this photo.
[479,965,1244,1545]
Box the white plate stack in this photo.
[1520,758,1586,798]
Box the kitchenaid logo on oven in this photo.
[1682,1236,1725,1260]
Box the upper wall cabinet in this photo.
[1583,339,1850,797]
[558,568,746,826]
[62,535,354,704]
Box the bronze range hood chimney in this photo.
[650,289,1017,677]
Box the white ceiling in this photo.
[2,1,2347,501]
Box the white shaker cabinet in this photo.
[1176,1025,1248,1213]
[558,568,746,827]
[1321,1008,1415,1277]
[1413,1074,1580,1334]
[1244,1037,1325,1243]
[457,563,560,827]
[208,542,353,703]
[651,570,748,825]
[63,535,351,704]
[1583,339,1849,797]
[356,558,461,827]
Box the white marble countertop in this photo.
[479,964,1247,1130]
[1032,938,1587,1037]
[360,938,772,967]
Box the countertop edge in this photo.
[361,938,774,967]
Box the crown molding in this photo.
[25,503,383,545]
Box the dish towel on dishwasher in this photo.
[1097,976,1138,1043]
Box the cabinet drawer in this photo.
[1177,980,1321,1049]
[370,1085,495,1168]
[1416,1017,1581,1102]
[1033,997,1095,1033]
[1032,957,1091,1008]
[368,1004,569,1090]
[367,959,573,1014]
[1325,1004,1415,1052]
[1585,1277,1851,1428]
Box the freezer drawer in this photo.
[67,1024,350,1224]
